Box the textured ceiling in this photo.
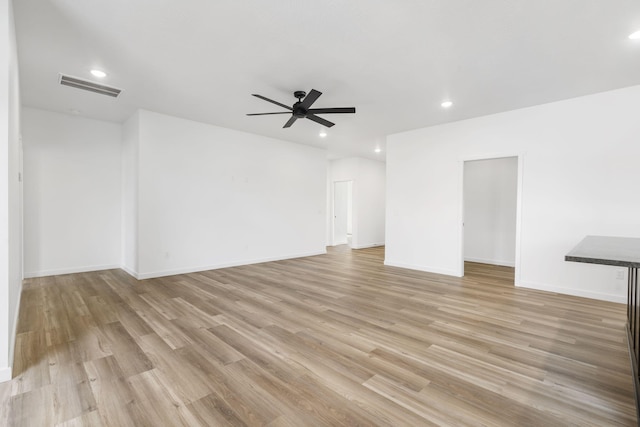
[13,0,640,160]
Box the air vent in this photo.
[59,74,122,98]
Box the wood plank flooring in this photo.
[1,246,636,426]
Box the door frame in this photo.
[458,153,524,284]
[331,180,353,247]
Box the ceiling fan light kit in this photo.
[247,89,356,128]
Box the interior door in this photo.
[333,181,349,245]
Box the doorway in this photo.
[333,180,353,246]
[462,156,519,278]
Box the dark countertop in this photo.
[565,235,640,268]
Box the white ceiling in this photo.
[13,0,640,161]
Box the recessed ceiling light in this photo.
[441,100,453,108]
[629,30,640,40]
[90,69,107,78]
[319,130,327,138]
[374,148,381,153]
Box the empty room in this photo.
[2,1,640,426]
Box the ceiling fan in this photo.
[247,89,356,128]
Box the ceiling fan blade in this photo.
[283,116,298,128]
[252,94,292,111]
[306,114,335,128]
[307,107,356,114]
[247,112,292,116]
[300,89,322,110]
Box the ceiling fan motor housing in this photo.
[293,91,308,117]
[293,102,307,118]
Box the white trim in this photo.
[459,153,524,280]
[514,155,525,285]
[23,264,120,279]
[516,280,626,304]
[464,257,515,267]
[7,279,23,376]
[0,367,11,383]
[383,260,462,277]
[23,250,330,282]
[136,250,327,280]
[458,160,465,277]
[459,151,524,163]
[121,265,139,280]
[331,179,355,247]
[352,242,385,250]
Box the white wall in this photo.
[464,157,517,267]
[122,112,139,275]
[127,110,327,279]
[386,85,640,303]
[329,157,385,249]
[346,181,353,235]
[1,0,22,383]
[22,106,328,281]
[357,158,386,248]
[22,108,122,277]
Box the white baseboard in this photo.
[464,257,515,267]
[351,242,385,250]
[0,367,11,383]
[121,265,139,279]
[383,260,462,277]
[8,279,23,376]
[136,250,327,280]
[24,264,120,279]
[22,251,331,282]
[517,280,626,304]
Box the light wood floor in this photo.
[0,246,636,426]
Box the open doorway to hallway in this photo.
[332,180,353,246]
[462,156,518,280]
